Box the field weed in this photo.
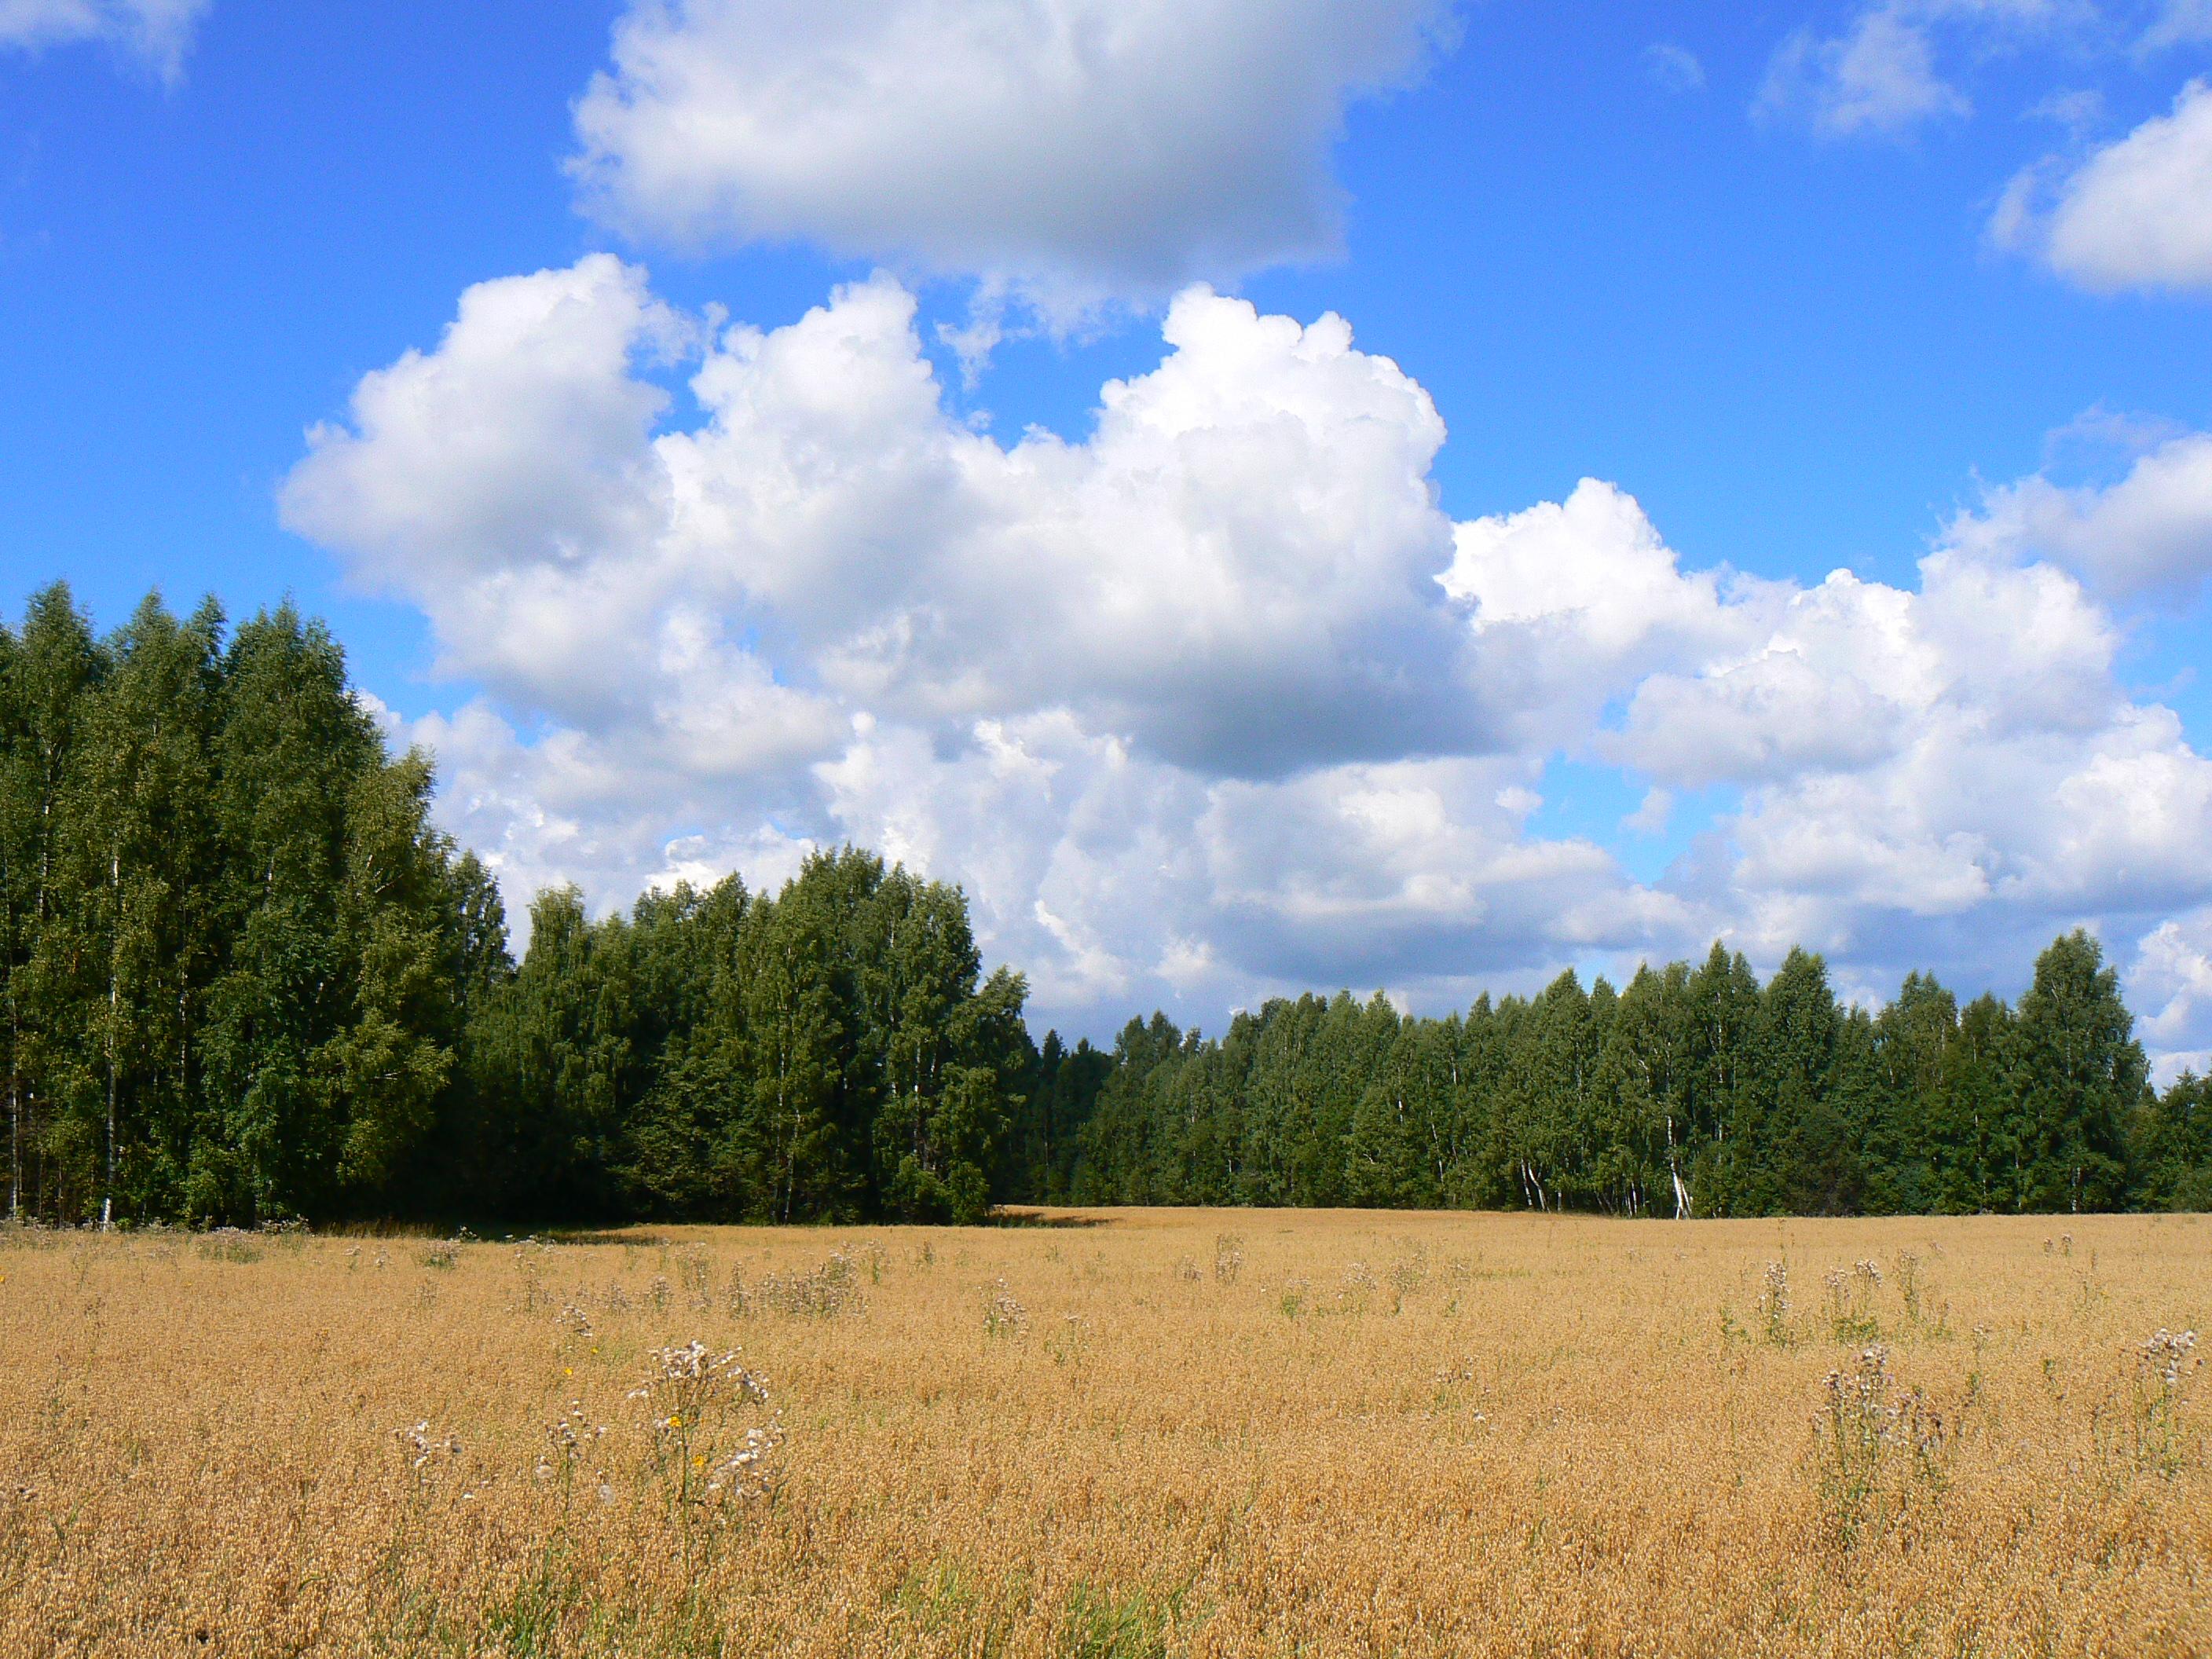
[1814,1345,1959,1545]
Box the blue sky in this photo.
[5,0,2212,1064]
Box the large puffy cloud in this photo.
[2000,80,2212,292]
[0,0,207,76]
[806,719,1678,1010]
[1716,701,2212,941]
[286,259,1477,781]
[285,258,1657,1014]
[1951,430,2212,599]
[1437,467,2212,980]
[1442,478,1785,750]
[286,259,2212,1065]
[1613,550,2118,790]
[286,256,684,593]
[568,0,1452,308]
[406,697,822,930]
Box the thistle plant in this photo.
[2129,1328,2199,1478]
[759,1251,865,1318]
[383,1420,468,1584]
[1388,1243,1429,1307]
[1046,1313,1089,1369]
[1824,1262,1882,1343]
[676,1244,713,1311]
[628,1340,784,1534]
[1339,1260,1377,1315]
[1760,1261,1793,1346]
[197,1229,262,1265]
[1213,1235,1243,1285]
[1432,1358,1486,1419]
[537,1402,604,1475]
[555,1301,595,1344]
[1815,1345,1955,1544]
[1892,1252,1921,1324]
[394,1420,463,1479]
[983,1279,1028,1339]
[534,1401,606,1511]
[853,1240,888,1284]
[511,1243,551,1313]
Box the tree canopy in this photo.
[2,585,2206,1226]
[1052,929,2201,1218]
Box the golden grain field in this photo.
[1,1208,2207,1657]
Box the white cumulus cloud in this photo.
[568,0,1455,310]
[285,262,2212,1066]
[286,258,1480,782]
[1952,429,2212,599]
[1998,80,2212,292]
[1758,5,1968,137]
[1438,474,2212,983]
[1442,478,1782,751]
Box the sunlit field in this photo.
[2,1209,2206,1657]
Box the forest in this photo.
[1049,939,2212,1218]
[2,585,2207,1226]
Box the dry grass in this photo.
[1,1208,2207,1657]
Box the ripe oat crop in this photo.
[1,1210,2206,1656]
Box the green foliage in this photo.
[0,587,1031,1229]
[590,848,1033,1226]
[2133,1073,2212,1210]
[0,584,2200,1228]
[1060,933,2208,1219]
[1057,1580,1174,1659]
[0,588,490,1225]
[2005,930,2141,1213]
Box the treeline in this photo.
[4,586,2207,1226]
[1049,939,2212,1216]
[0,587,1027,1227]
[458,863,1030,1225]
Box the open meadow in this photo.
[1,1209,2207,1657]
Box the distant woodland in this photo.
[3,587,2207,1226]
